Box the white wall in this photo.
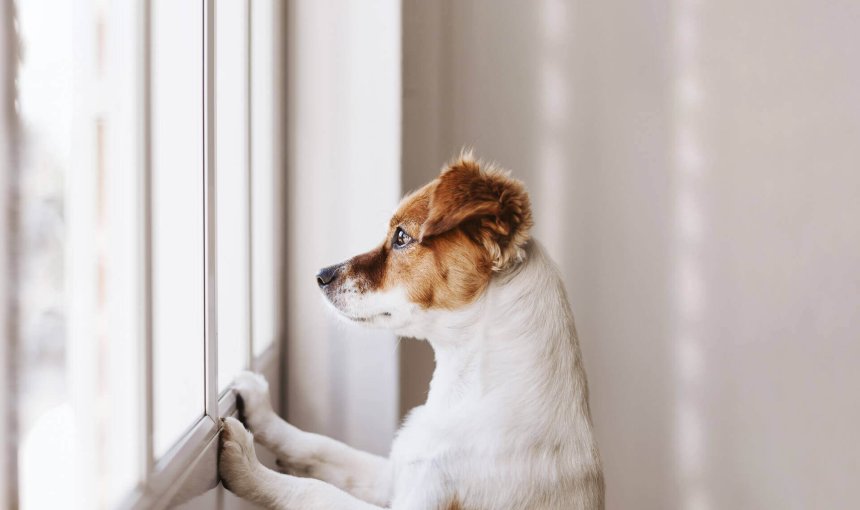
[284,0,402,456]
[403,0,860,508]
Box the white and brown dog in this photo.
[219,154,604,509]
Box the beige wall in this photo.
[284,0,402,457]
[403,0,860,508]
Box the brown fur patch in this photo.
[444,496,464,510]
[389,227,492,309]
[340,153,532,309]
[421,155,533,271]
[344,245,388,292]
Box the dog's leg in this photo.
[232,372,392,506]
[220,417,385,510]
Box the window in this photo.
[2,0,283,508]
[151,0,207,459]
[215,0,251,391]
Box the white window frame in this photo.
[125,0,284,507]
[0,0,284,507]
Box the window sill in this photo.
[123,344,280,510]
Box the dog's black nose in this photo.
[316,264,341,287]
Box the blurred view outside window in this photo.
[1,0,280,507]
[15,1,141,507]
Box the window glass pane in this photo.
[14,1,141,507]
[251,0,277,357]
[216,0,251,390]
[151,0,205,458]
[100,2,144,502]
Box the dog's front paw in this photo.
[219,417,263,498]
[233,371,275,433]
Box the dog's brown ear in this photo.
[420,154,533,271]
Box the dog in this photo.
[219,153,604,509]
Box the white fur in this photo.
[219,241,604,509]
[323,277,419,330]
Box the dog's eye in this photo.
[392,227,413,249]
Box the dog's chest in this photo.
[388,403,511,501]
[388,406,477,507]
[390,405,456,465]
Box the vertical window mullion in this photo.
[203,0,219,419]
[0,0,20,504]
[140,0,155,480]
[246,0,255,367]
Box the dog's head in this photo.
[317,153,533,336]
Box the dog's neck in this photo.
[422,241,594,425]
